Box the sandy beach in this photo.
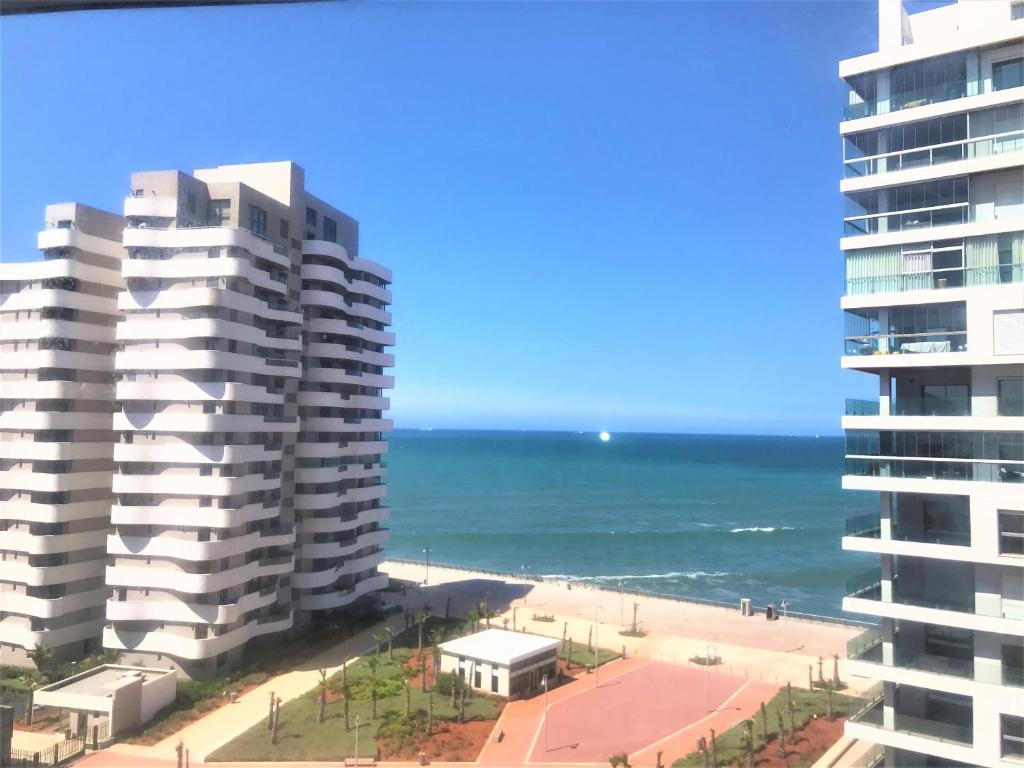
[383,559,874,695]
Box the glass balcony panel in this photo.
[847,569,882,599]
[894,711,973,745]
[846,398,881,416]
[846,512,881,538]
[844,205,970,237]
[891,396,970,416]
[848,627,884,660]
[897,650,974,678]
[845,457,1024,483]
[894,588,975,614]
[844,332,968,356]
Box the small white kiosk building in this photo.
[438,629,559,698]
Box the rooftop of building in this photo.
[36,664,176,697]
[439,629,560,666]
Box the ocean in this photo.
[385,430,877,619]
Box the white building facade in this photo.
[838,3,1024,767]
[1,162,393,677]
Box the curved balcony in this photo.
[122,256,287,296]
[0,440,113,462]
[110,502,278,529]
[114,349,301,378]
[298,506,390,534]
[290,549,385,590]
[297,530,390,560]
[297,572,389,612]
[2,498,111,525]
[103,612,292,660]
[113,440,281,465]
[118,286,300,324]
[0,469,114,494]
[0,617,106,651]
[3,587,109,620]
[108,527,294,562]
[105,555,293,594]
[0,288,115,316]
[105,586,277,625]
[0,529,108,555]
[124,225,290,269]
[117,318,299,352]
[112,471,280,498]
[0,559,106,587]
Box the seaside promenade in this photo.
[71,561,871,767]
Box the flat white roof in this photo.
[36,664,176,698]
[439,629,560,667]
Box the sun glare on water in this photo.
[599,431,611,442]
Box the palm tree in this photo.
[466,607,479,634]
[27,644,54,674]
[415,611,428,653]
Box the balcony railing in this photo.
[895,711,973,745]
[844,203,970,237]
[896,650,974,679]
[843,79,977,121]
[847,569,882,599]
[846,398,881,416]
[847,627,883,661]
[846,513,881,538]
[891,396,970,416]
[846,264,1024,296]
[843,130,1024,178]
[894,589,975,614]
[845,457,1024,483]
[894,525,971,546]
[844,331,967,356]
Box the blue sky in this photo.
[1,1,942,435]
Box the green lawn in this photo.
[210,619,502,762]
[557,643,620,669]
[672,686,864,768]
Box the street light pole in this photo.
[354,714,360,762]
[781,600,789,651]
[422,546,431,586]
[542,673,549,752]
[705,643,717,713]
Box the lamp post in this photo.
[705,643,717,713]
[594,605,603,687]
[781,600,790,651]
[542,673,549,751]
[354,714,360,762]
[422,546,431,586]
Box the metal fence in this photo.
[386,557,874,628]
[9,737,85,767]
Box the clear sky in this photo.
[0,1,949,435]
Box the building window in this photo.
[474,667,481,688]
[208,199,230,226]
[1014,1,1024,19]
[279,219,289,239]
[491,670,499,693]
[249,205,268,236]
[1004,643,1024,686]
[1000,511,1024,555]
[323,216,337,243]
[1000,379,1024,417]
[994,58,1024,92]
[187,192,196,214]
[306,207,318,226]
[1004,715,1024,759]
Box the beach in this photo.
[383,559,875,696]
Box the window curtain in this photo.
[846,246,902,294]
[901,250,933,291]
[966,235,999,284]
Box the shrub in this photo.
[194,699,218,713]
[689,654,722,666]
[434,671,466,697]
[237,672,268,687]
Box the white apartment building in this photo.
[838,2,1024,767]
[0,204,126,666]
[1,162,392,677]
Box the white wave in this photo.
[729,526,796,533]
[697,522,716,528]
[539,571,729,582]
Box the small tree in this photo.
[631,602,639,634]
[387,627,394,660]
[817,655,825,685]
[484,593,491,627]
[759,702,769,745]
[317,669,328,724]
[404,679,411,718]
[426,694,433,735]
[827,681,834,720]
[568,638,574,668]
[696,736,709,768]
[420,647,427,693]
[343,687,351,731]
[466,607,480,633]
[267,690,275,731]
[272,697,282,744]
[710,728,718,768]
[27,644,55,681]
[776,709,786,757]
[416,611,428,653]
[743,720,755,768]
[833,653,841,688]
[587,625,593,653]
[562,621,568,650]
[609,753,631,768]
[808,664,814,690]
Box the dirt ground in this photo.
[379,718,497,762]
[753,715,847,767]
[405,648,439,690]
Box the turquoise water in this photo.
[386,430,876,619]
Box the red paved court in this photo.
[530,662,747,763]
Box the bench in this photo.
[343,759,376,767]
